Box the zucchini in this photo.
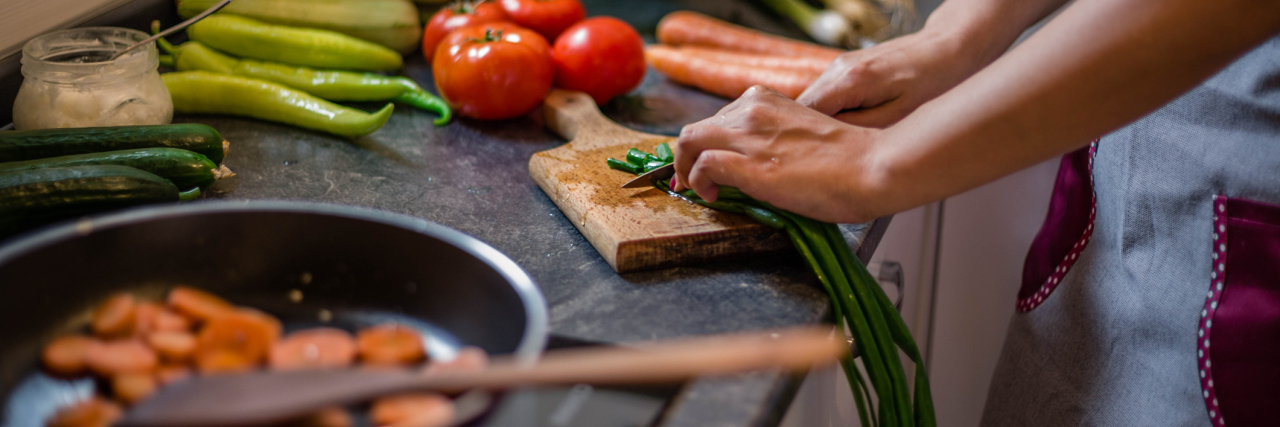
[0,148,219,190]
[0,124,227,165]
[0,166,187,234]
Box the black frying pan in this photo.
[0,201,548,426]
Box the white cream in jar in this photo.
[12,27,173,130]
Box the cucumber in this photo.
[0,124,227,165]
[0,148,219,190]
[0,166,185,234]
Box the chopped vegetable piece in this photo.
[111,372,158,405]
[370,393,454,427]
[195,309,282,373]
[281,407,354,427]
[357,324,425,366]
[155,364,192,386]
[625,149,649,167]
[607,158,642,174]
[41,335,98,377]
[147,331,197,362]
[269,328,357,370]
[656,143,674,163]
[46,396,122,427]
[424,346,489,375]
[86,340,158,376]
[167,286,234,322]
[91,293,137,338]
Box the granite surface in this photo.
[2,1,889,425]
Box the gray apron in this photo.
[981,34,1280,426]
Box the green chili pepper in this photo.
[187,14,403,72]
[157,38,451,125]
[163,71,394,138]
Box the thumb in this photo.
[686,150,752,203]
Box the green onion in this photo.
[610,147,935,427]
[607,158,642,174]
[758,0,856,48]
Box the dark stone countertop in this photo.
[2,1,889,425]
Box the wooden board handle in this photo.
[543,89,636,144]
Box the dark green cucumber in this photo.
[0,165,182,234]
[0,124,227,165]
[0,148,219,190]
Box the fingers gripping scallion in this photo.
[608,146,935,427]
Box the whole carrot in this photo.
[646,45,830,77]
[656,11,844,61]
[645,45,817,99]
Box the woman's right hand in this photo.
[797,29,992,128]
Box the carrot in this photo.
[282,407,353,427]
[91,293,137,338]
[86,340,158,376]
[645,45,817,99]
[648,45,830,76]
[111,373,158,405]
[269,328,357,370]
[167,286,234,322]
[194,309,282,373]
[656,11,843,61]
[42,335,99,377]
[424,346,489,375]
[137,302,194,335]
[357,324,425,366]
[370,393,454,427]
[155,364,193,386]
[46,396,122,427]
[147,331,197,362]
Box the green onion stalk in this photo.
[609,144,936,427]
[758,0,858,48]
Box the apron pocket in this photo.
[1198,195,1280,427]
[1017,142,1097,312]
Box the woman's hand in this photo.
[797,29,989,128]
[673,86,888,224]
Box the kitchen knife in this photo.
[621,163,675,189]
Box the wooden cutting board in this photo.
[529,90,790,273]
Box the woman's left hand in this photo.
[673,85,888,224]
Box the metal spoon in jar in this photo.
[106,0,233,61]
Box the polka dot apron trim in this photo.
[1016,140,1099,313]
[1200,195,1227,426]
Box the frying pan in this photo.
[0,201,548,426]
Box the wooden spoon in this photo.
[117,326,843,426]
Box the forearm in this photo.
[920,0,1071,68]
[869,0,1280,214]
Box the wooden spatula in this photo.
[117,326,843,427]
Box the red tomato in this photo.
[422,1,509,62]
[433,23,555,120]
[552,17,646,105]
[498,0,586,42]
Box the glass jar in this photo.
[12,27,172,130]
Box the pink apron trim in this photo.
[1200,196,1227,426]
[1016,141,1098,312]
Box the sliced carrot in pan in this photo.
[46,396,122,427]
[194,309,282,373]
[111,372,158,405]
[167,286,234,322]
[155,364,193,386]
[269,328,357,370]
[147,331,197,362]
[370,393,454,427]
[86,340,157,377]
[42,335,99,377]
[91,293,137,338]
[357,324,425,366]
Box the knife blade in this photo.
[621,164,675,188]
